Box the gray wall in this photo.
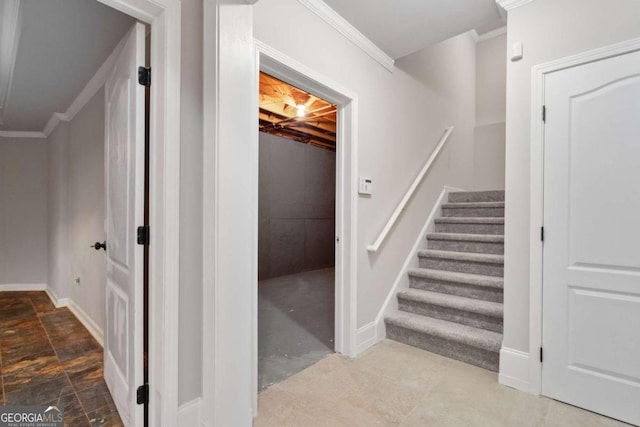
[0,137,48,285]
[474,33,506,190]
[504,0,640,353]
[258,132,336,280]
[47,88,106,331]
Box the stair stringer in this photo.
[361,186,464,355]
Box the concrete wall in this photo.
[0,137,48,285]
[504,0,640,353]
[474,33,506,190]
[258,132,336,280]
[254,0,480,329]
[47,88,106,332]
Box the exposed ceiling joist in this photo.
[259,72,337,150]
[0,0,22,125]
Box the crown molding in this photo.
[0,130,46,139]
[478,26,507,42]
[0,0,23,125]
[470,26,507,44]
[0,26,128,139]
[41,29,128,137]
[297,0,395,72]
[496,0,535,12]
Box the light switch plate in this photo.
[359,176,373,195]
[511,42,523,61]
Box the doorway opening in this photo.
[0,1,153,424]
[257,72,337,391]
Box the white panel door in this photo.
[104,23,146,427]
[542,49,640,425]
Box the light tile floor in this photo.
[254,340,631,427]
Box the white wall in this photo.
[0,137,48,285]
[258,132,336,280]
[47,88,106,332]
[178,0,204,406]
[476,33,507,126]
[254,0,479,329]
[47,122,70,297]
[474,33,506,190]
[504,0,640,353]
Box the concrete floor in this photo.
[258,268,335,391]
[255,340,631,427]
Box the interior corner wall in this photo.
[178,0,204,406]
[254,0,478,329]
[47,88,106,332]
[258,132,336,280]
[474,33,506,191]
[0,137,48,285]
[504,0,640,353]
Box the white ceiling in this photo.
[0,0,134,132]
[322,0,504,59]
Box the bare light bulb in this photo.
[296,104,306,117]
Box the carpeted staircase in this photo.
[385,190,504,371]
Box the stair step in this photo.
[435,217,504,235]
[397,289,503,333]
[442,202,504,218]
[427,233,504,255]
[408,268,503,302]
[449,190,505,203]
[385,311,501,371]
[418,250,504,277]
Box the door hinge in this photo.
[542,105,546,123]
[540,347,543,363]
[138,66,151,87]
[137,225,150,246]
[136,384,149,405]
[540,226,544,242]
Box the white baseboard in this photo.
[370,186,457,349]
[45,287,104,347]
[45,287,70,307]
[355,322,376,355]
[178,397,202,426]
[0,283,47,291]
[499,346,530,392]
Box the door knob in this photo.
[91,241,106,251]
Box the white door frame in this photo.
[528,36,640,396]
[200,1,358,420]
[96,1,181,425]
[252,39,359,401]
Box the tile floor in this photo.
[0,291,123,426]
[255,339,631,427]
[259,268,335,390]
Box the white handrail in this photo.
[367,126,454,253]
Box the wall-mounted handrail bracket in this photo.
[367,126,454,253]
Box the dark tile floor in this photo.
[0,291,123,426]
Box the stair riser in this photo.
[385,324,499,372]
[398,299,503,333]
[427,239,504,255]
[442,207,504,218]
[448,191,505,203]
[419,257,503,277]
[435,223,504,235]
[409,276,503,303]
